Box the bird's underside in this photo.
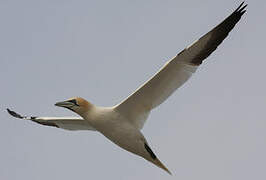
[7,2,247,175]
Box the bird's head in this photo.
[55,97,92,116]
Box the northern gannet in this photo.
[7,2,247,175]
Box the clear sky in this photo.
[1,0,265,179]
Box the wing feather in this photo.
[115,3,247,129]
[7,108,96,131]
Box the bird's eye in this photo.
[68,99,79,106]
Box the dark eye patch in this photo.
[68,99,79,106]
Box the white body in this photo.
[83,106,151,161]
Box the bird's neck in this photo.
[78,106,98,122]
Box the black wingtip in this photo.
[236,2,245,11]
[7,108,24,119]
[235,2,248,14]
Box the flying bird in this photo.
[7,2,247,175]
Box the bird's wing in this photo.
[7,108,96,131]
[114,2,247,129]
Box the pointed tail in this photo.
[144,143,172,174]
[153,158,172,175]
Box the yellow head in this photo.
[55,97,92,116]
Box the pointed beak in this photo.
[54,101,74,108]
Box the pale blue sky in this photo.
[1,0,266,179]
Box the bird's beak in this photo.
[54,101,74,108]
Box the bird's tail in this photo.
[144,142,172,174]
[152,158,172,175]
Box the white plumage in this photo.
[7,2,247,174]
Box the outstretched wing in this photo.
[7,108,96,131]
[115,2,247,129]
